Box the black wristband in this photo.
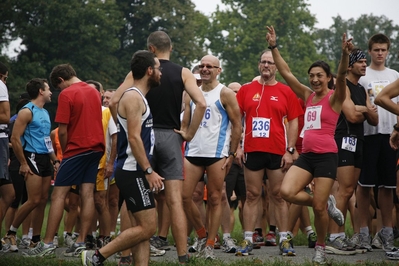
[394,124,399,132]
[268,44,278,50]
[53,160,60,165]
[228,151,237,158]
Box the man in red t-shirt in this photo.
[235,50,303,256]
[24,64,105,257]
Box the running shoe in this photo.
[279,236,296,256]
[235,240,253,256]
[53,235,59,248]
[18,237,31,249]
[327,195,344,226]
[150,244,166,257]
[350,233,372,252]
[386,250,399,260]
[325,236,356,255]
[371,232,382,249]
[22,241,55,257]
[149,235,170,251]
[253,231,265,246]
[222,236,237,253]
[63,242,85,257]
[265,232,277,246]
[81,250,104,266]
[308,232,317,248]
[312,245,327,265]
[378,229,398,252]
[64,234,76,248]
[2,234,18,252]
[188,237,198,253]
[197,245,216,260]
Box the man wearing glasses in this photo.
[235,50,303,256]
[180,55,242,259]
[0,62,14,251]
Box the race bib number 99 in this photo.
[252,117,270,138]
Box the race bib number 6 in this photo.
[252,117,270,138]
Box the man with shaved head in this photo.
[179,55,242,259]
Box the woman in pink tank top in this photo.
[266,26,354,264]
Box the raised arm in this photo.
[266,26,312,101]
[180,68,206,141]
[330,33,353,113]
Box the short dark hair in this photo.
[49,64,76,88]
[0,62,8,75]
[368,33,390,51]
[307,61,332,77]
[147,31,172,53]
[86,80,103,92]
[26,78,48,99]
[131,50,156,80]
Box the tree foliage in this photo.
[206,0,329,85]
[0,0,208,125]
[314,14,399,72]
[0,0,398,123]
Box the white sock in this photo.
[28,228,33,239]
[360,227,369,236]
[22,234,29,240]
[279,232,288,242]
[244,231,253,243]
[305,226,314,237]
[223,233,231,240]
[329,232,344,242]
[9,225,18,232]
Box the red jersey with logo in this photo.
[55,82,105,159]
[236,81,303,155]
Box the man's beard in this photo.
[148,73,160,88]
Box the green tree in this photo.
[114,0,209,70]
[206,0,332,85]
[314,14,399,72]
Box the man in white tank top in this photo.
[177,55,242,259]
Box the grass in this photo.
[0,202,392,265]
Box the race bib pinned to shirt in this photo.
[44,136,54,153]
[341,136,357,152]
[252,117,270,138]
[303,106,322,131]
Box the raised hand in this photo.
[342,33,354,55]
[266,26,277,46]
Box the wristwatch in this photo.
[53,160,60,165]
[228,151,237,158]
[268,44,278,50]
[286,147,295,154]
[144,167,153,175]
[394,123,399,132]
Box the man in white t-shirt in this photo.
[0,62,14,249]
[356,33,399,253]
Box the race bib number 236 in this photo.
[252,117,270,138]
